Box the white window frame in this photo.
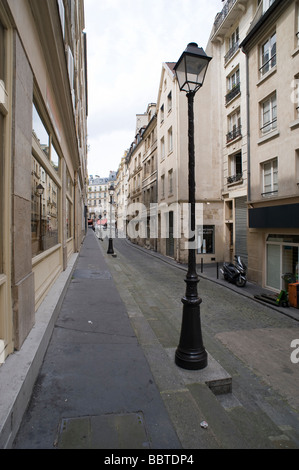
[168,126,173,154]
[261,93,277,134]
[260,31,276,77]
[262,157,278,196]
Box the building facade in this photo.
[0,0,88,360]
[87,172,117,224]
[241,0,299,290]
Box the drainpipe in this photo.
[244,51,251,203]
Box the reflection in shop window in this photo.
[0,113,3,272]
[0,19,5,83]
[32,104,49,158]
[66,197,72,239]
[51,143,60,173]
[31,155,59,257]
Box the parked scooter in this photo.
[220,256,247,287]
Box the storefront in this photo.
[249,203,299,291]
[266,234,299,291]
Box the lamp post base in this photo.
[175,298,208,370]
[107,238,114,254]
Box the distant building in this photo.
[87,172,117,221]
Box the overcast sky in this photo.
[84,0,222,178]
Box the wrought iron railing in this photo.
[226,125,242,143]
[227,172,243,184]
[225,82,241,104]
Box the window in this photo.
[225,26,239,63]
[260,32,276,76]
[261,93,277,134]
[0,19,5,83]
[167,91,172,112]
[168,126,173,153]
[228,151,242,184]
[197,226,215,254]
[57,0,65,39]
[160,104,164,124]
[33,104,50,158]
[31,156,59,257]
[226,68,240,104]
[0,112,3,272]
[160,136,165,160]
[227,109,241,143]
[51,142,60,173]
[0,18,5,273]
[168,169,173,195]
[161,174,165,198]
[262,157,278,196]
[262,0,275,14]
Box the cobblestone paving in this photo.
[102,237,299,449]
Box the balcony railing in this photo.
[227,172,243,184]
[214,0,237,33]
[226,125,242,143]
[226,83,241,104]
[224,41,239,65]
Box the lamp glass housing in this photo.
[175,43,211,93]
[36,184,44,196]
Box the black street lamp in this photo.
[107,184,115,254]
[174,43,212,370]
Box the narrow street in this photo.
[12,231,299,449]
[103,235,299,449]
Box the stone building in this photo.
[241,0,299,290]
[0,0,88,359]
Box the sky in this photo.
[84,0,223,178]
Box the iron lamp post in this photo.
[174,43,212,370]
[107,184,115,254]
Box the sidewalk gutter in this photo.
[123,238,299,323]
[0,253,78,449]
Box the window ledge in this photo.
[257,66,277,87]
[290,118,299,130]
[258,129,279,145]
[292,46,299,58]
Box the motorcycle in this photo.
[220,256,247,287]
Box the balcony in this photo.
[226,125,242,143]
[227,172,243,185]
[214,0,238,33]
[224,41,239,65]
[226,83,241,104]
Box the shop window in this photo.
[0,112,3,272]
[266,235,299,290]
[31,155,59,257]
[32,104,50,158]
[197,226,215,254]
[0,19,5,83]
[51,142,60,173]
[66,197,72,239]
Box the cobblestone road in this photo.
[102,236,299,449]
